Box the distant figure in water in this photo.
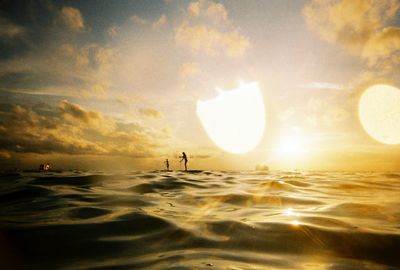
[39,163,50,171]
[180,152,188,171]
[164,159,169,171]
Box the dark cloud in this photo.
[0,16,26,41]
[0,42,116,97]
[0,100,168,158]
[0,71,86,91]
[59,99,101,124]
[0,1,55,59]
[0,2,116,98]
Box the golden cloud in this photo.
[180,62,201,79]
[0,101,168,158]
[322,106,349,126]
[303,0,400,66]
[175,1,249,58]
[58,100,116,134]
[59,6,85,32]
[188,0,229,24]
[306,96,349,126]
[188,1,201,17]
[363,27,400,65]
[139,108,164,119]
[175,22,249,57]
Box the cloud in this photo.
[301,81,344,90]
[153,14,168,28]
[131,14,167,29]
[175,1,249,58]
[0,16,26,41]
[178,62,202,92]
[306,96,350,126]
[0,41,116,98]
[108,26,119,37]
[59,6,85,31]
[0,103,102,155]
[180,62,201,79]
[130,15,147,25]
[139,108,164,119]
[188,0,229,24]
[322,106,349,125]
[0,150,11,159]
[58,100,116,134]
[0,100,168,158]
[188,1,201,17]
[362,27,400,65]
[303,0,400,66]
[175,22,249,57]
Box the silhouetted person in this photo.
[180,152,188,171]
[164,159,169,171]
[39,164,45,171]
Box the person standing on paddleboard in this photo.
[164,159,169,171]
[180,152,188,171]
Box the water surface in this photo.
[0,170,399,269]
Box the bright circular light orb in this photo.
[196,81,265,154]
[359,84,400,145]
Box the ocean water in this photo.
[0,170,399,270]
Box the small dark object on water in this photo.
[39,163,50,172]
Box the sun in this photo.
[196,81,265,154]
[359,84,400,145]
[279,140,303,157]
[277,135,307,160]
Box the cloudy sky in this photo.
[0,0,399,171]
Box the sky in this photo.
[0,0,399,171]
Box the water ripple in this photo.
[0,170,399,269]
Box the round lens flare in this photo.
[196,81,265,154]
[359,84,400,145]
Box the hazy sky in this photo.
[0,0,399,171]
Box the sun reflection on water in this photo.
[283,207,302,226]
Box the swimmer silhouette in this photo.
[180,152,188,171]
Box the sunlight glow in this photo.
[277,135,308,159]
[196,81,265,154]
[283,207,300,217]
[291,220,300,226]
[283,208,301,226]
[359,84,400,145]
[284,207,295,216]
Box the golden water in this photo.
[1,170,399,269]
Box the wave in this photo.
[0,170,399,269]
